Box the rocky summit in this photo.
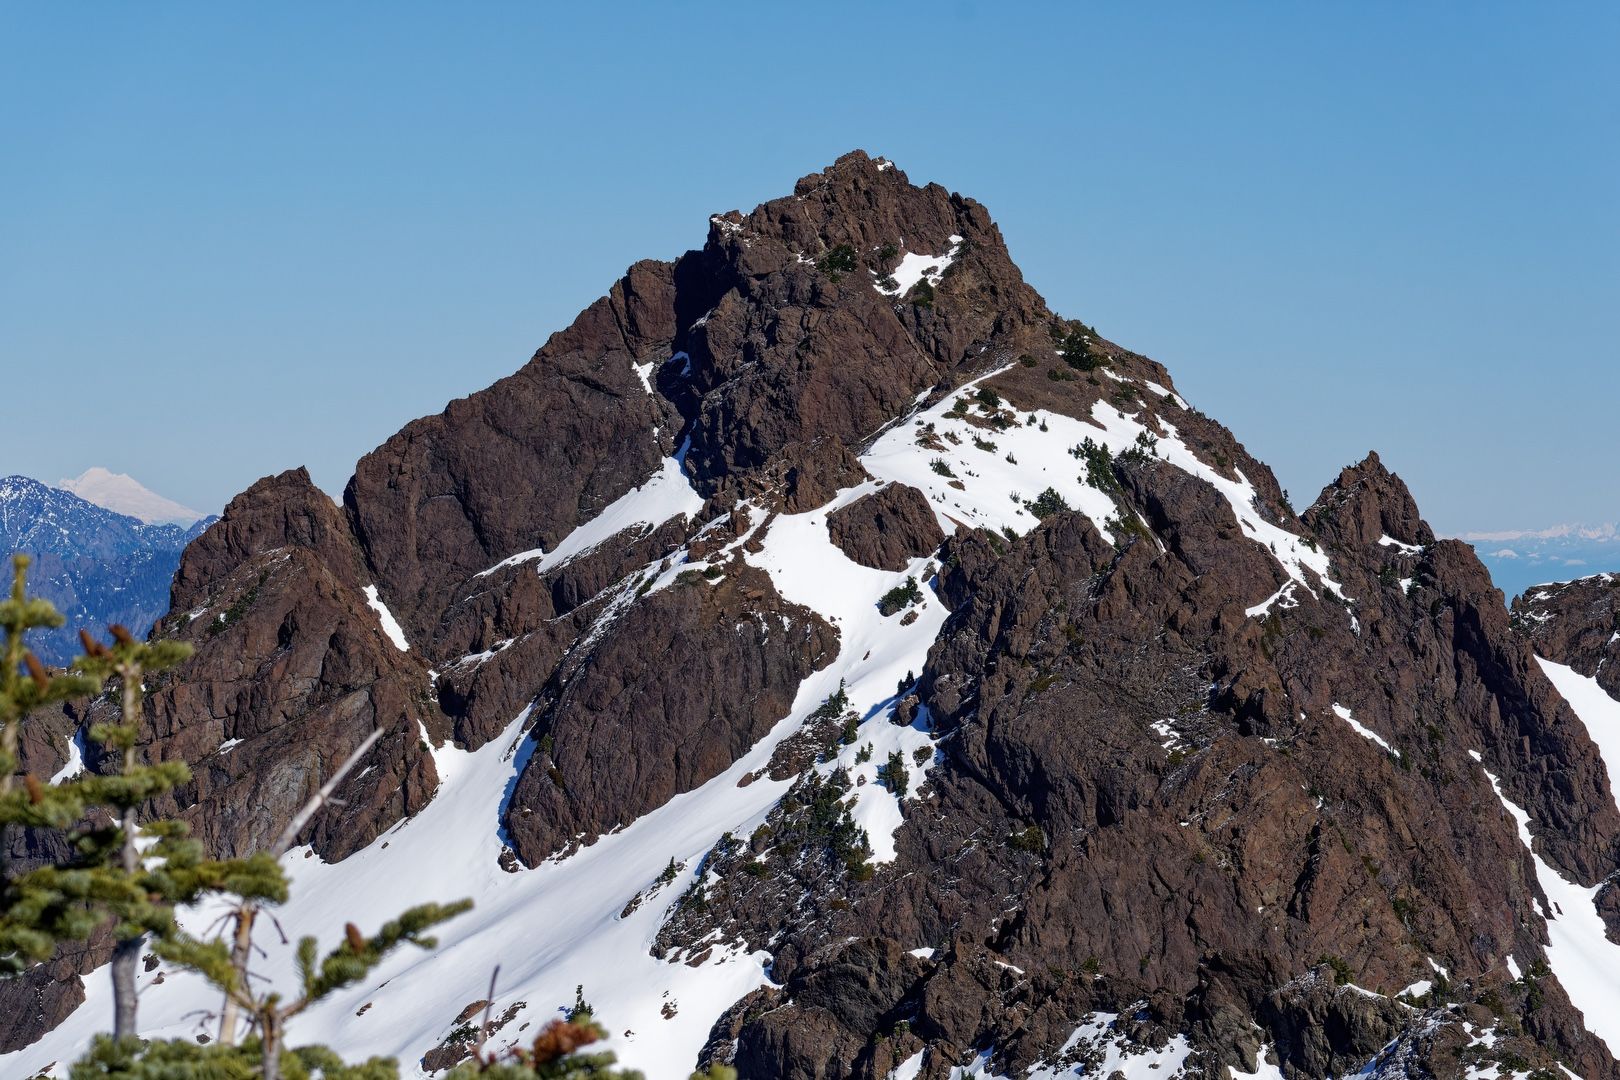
[7,152,1620,1080]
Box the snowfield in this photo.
[1519,658,1620,1057]
[3,404,957,1078]
[939,1011,1193,1079]
[863,367,1347,616]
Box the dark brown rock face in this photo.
[664,447,1620,1079]
[9,153,1620,1079]
[430,514,696,752]
[146,546,441,861]
[0,931,102,1054]
[142,467,444,862]
[678,155,1050,504]
[825,483,945,571]
[170,466,366,603]
[1305,450,1435,551]
[503,564,838,864]
[345,260,683,646]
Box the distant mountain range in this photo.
[1460,523,1620,599]
[0,475,214,666]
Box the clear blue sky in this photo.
[3,3,1615,537]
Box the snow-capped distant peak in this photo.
[58,467,203,525]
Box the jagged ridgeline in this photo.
[7,152,1620,1079]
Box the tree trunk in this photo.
[111,677,142,1040]
[217,905,256,1044]
[111,930,141,1040]
[0,711,18,883]
[261,1009,283,1080]
[111,801,141,1039]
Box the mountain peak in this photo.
[58,467,203,525]
[9,157,1620,1080]
[1305,450,1433,550]
[792,148,903,193]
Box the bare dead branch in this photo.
[269,726,385,857]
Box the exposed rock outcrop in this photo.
[663,448,1620,1078]
[504,563,838,864]
[826,483,945,571]
[1514,572,1620,699]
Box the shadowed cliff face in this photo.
[10,152,1620,1079]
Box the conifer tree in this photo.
[154,895,473,1079]
[71,617,195,1038]
[0,554,100,968]
[1,554,238,1035]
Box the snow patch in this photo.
[1229,1044,1287,1080]
[937,1014,1197,1078]
[876,235,963,297]
[49,726,87,784]
[363,585,410,652]
[1482,765,1620,1056]
[632,359,655,393]
[474,451,703,580]
[1150,718,1186,755]
[450,638,515,670]
[1537,658,1620,815]
[740,479,949,864]
[1378,534,1423,555]
[1025,1012,1193,1079]
[862,368,1346,622]
[1245,580,1299,619]
[1141,380,1189,410]
[893,1049,925,1079]
[1332,703,1395,756]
